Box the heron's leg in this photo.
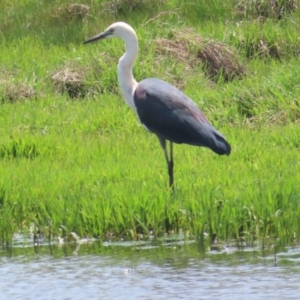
[158,137,174,190]
[169,141,174,189]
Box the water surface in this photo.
[1,237,299,300]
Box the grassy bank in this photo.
[0,0,300,249]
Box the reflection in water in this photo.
[0,238,300,300]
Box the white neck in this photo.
[117,33,138,111]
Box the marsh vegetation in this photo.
[0,0,300,250]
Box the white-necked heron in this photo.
[84,22,231,190]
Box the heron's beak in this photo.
[83,30,112,44]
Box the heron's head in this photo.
[83,22,136,44]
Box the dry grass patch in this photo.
[51,56,118,98]
[51,64,87,98]
[235,0,299,19]
[155,28,245,82]
[239,37,282,59]
[54,3,90,22]
[153,38,192,89]
[101,0,165,16]
[196,40,246,82]
[0,69,36,103]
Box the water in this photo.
[1,237,300,300]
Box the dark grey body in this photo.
[134,78,231,155]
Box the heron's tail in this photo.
[210,130,231,156]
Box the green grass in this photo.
[0,0,300,250]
